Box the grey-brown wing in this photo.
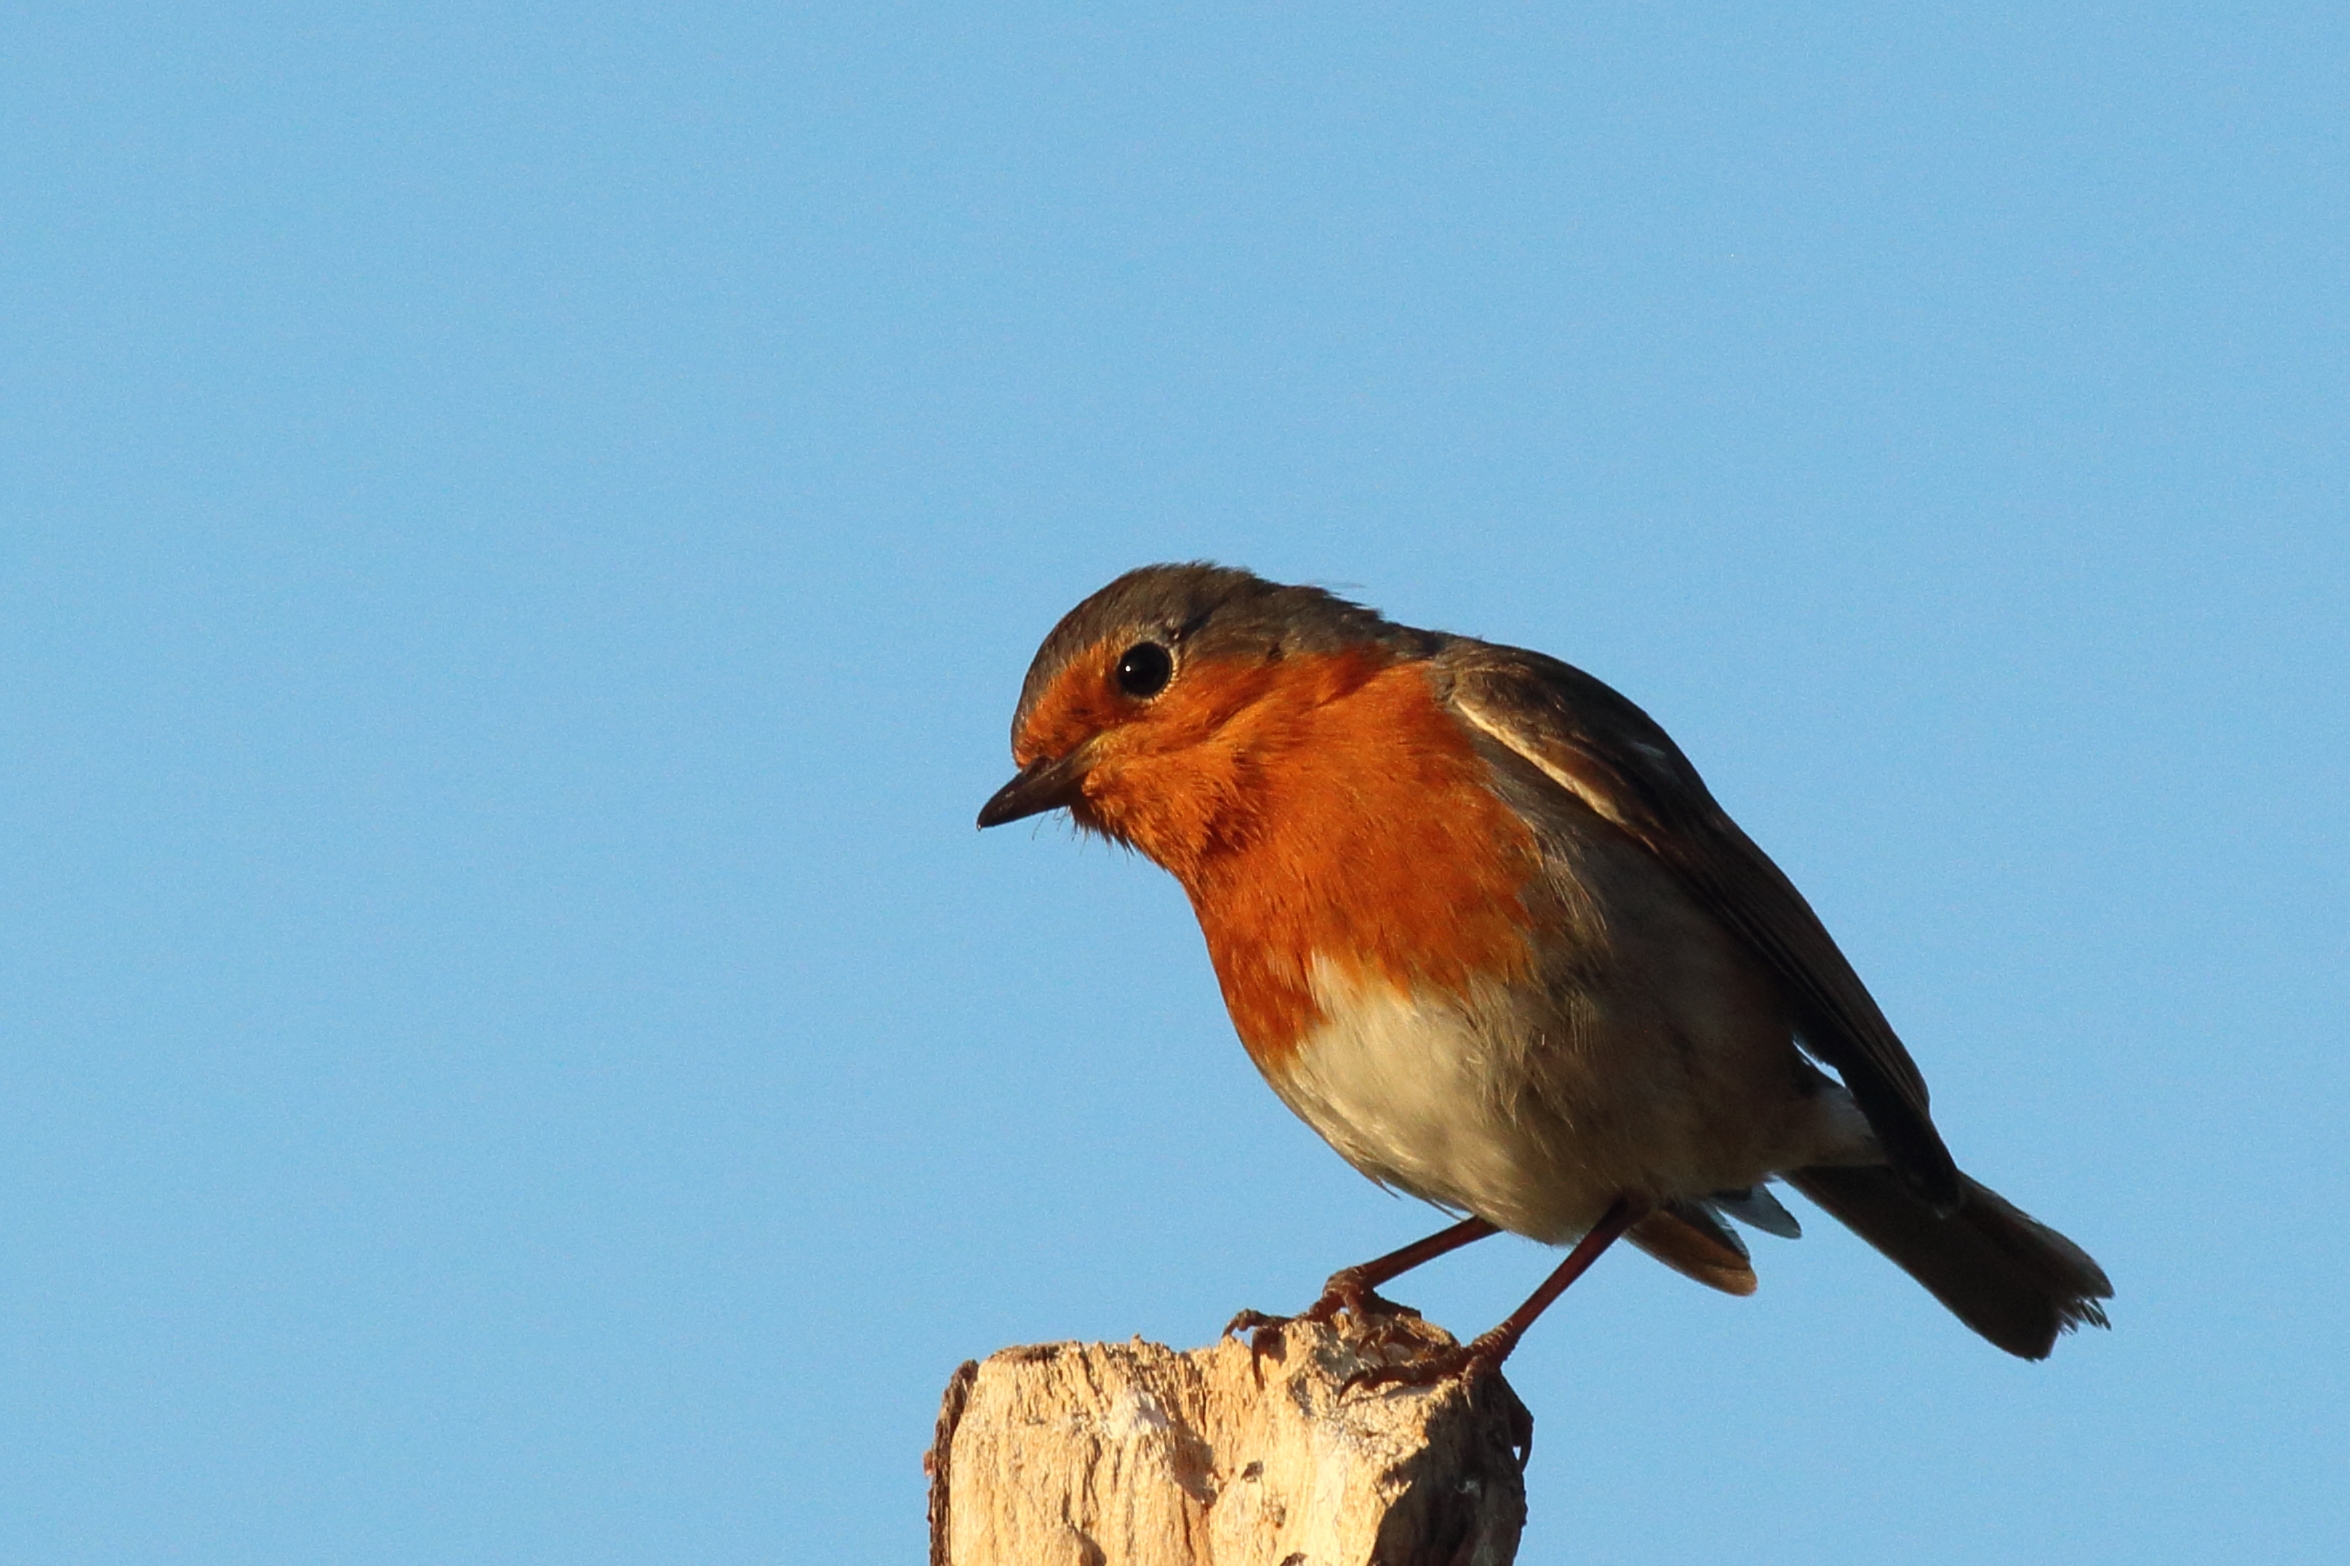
[1440,643,1963,1210]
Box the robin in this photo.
[978,563,2110,1385]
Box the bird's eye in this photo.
[1114,641,1174,699]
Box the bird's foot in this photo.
[1223,1275,1424,1383]
[1339,1316,1521,1395]
[1337,1328,1534,1459]
[1340,1339,1491,1394]
[1224,1268,1419,1340]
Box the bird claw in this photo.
[1221,1306,1291,1340]
[1225,1286,1428,1385]
[1339,1343,1494,1397]
[1332,1286,1422,1327]
[1222,1308,1296,1387]
[1225,1275,1417,1341]
[1338,1343,1535,1464]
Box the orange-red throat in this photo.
[1010,639,1541,1071]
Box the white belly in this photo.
[1262,955,1607,1243]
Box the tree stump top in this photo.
[928,1314,1529,1566]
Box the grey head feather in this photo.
[1010,562,1441,745]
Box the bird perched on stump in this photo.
[978,563,2110,1384]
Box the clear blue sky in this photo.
[3,5,2343,1562]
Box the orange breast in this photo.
[1135,656,1542,1071]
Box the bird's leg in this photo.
[1226,1216,1499,1362]
[1311,1215,1503,1322]
[1344,1195,1647,1397]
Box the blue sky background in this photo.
[3,4,2344,1561]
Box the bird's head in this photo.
[977,563,1432,875]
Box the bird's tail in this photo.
[1786,1164,2112,1359]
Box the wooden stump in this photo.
[926,1314,1529,1566]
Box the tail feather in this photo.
[1714,1183,1803,1239]
[1787,1165,2112,1360]
[1628,1200,1759,1296]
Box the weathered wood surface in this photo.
[927,1314,1529,1566]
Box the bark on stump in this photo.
[926,1314,1528,1566]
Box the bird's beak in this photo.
[976,748,1091,828]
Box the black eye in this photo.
[1115,641,1174,699]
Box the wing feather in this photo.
[1441,644,1963,1210]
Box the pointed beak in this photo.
[976,748,1091,828]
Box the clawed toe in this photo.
[1223,1307,1302,1386]
[1222,1307,1289,1340]
[1224,1286,1436,1387]
[1340,1343,1491,1396]
[1224,1283,1419,1346]
[1328,1285,1421,1326]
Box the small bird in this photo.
[979,563,2110,1383]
